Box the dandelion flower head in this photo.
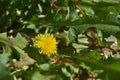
[33,34,58,56]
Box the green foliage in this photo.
[0,0,120,80]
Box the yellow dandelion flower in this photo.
[33,34,58,56]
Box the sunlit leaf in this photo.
[39,63,50,71]
[32,72,55,80]
[0,53,9,65]
[10,33,28,49]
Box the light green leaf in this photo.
[10,33,28,49]
[32,72,55,80]
[0,53,9,65]
[0,32,27,54]
[80,62,91,70]
[39,63,50,71]
[3,45,12,56]
[0,33,7,39]
[72,43,88,49]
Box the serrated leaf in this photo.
[10,33,28,49]
[66,28,77,45]
[71,24,120,37]
[0,32,27,55]
[3,45,12,56]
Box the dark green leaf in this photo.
[0,63,12,80]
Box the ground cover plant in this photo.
[0,0,120,80]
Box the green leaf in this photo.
[39,63,50,71]
[0,63,11,80]
[0,32,27,55]
[0,33,7,39]
[3,45,12,56]
[71,55,120,80]
[80,62,91,70]
[81,6,95,15]
[66,1,79,21]
[24,46,49,64]
[10,33,28,49]
[102,0,119,4]
[71,24,120,37]
[105,12,120,26]
[115,31,120,46]
[0,53,9,65]
[32,72,55,80]
[80,49,101,61]
[72,43,88,49]
[65,28,77,45]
